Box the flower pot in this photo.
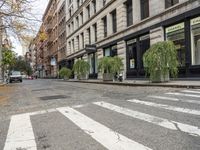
[103,73,113,81]
[151,70,169,83]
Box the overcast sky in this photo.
[12,0,49,56]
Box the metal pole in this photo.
[0,16,3,83]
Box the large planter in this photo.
[151,70,169,83]
[103,73,113,81]
[79,74,88,80]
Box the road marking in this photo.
[148,96,200,105]
[128,99,200,116]
[94,101,200,137]
[57,107,152,150]
[166,92,200,98]
[181,90,200,94]
[3,114,37,150]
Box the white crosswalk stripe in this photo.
[57,107,152,150]
[127,99,200,115]
[148,95,200,105]
[181,90,200,94]
[94,101,200,137]
[3,114,37,150]
[166,92,200,98]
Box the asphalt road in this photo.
[0,79,200,150]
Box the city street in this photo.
[0,79,200,150]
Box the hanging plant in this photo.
[143,41,178,82]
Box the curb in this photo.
[65,80,200,89]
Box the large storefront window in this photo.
[127,39,137,69]
[140,34,150,68]
[191,16,200,66]
[166,22,186,67]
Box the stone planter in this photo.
[151,70,169,83]
[103,73,113,81]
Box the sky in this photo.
[12,0,49,56]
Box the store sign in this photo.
[51,57,56,66]
[85,44,97,53]
[166,23,184,33]
[191,16,200,26]
[127,39,136,45]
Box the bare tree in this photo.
[0,0,42,82]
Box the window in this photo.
[80,12,83,25]
[87,28,91,44]
[77,0,80,8]
[77,36,80,50]
[72,39,75,52]
[102,16,107,37]
[104,45,118,57]
[111,10,117,33]
[87,5,90,19]
[191,16,200,65]
[81,32,84,48]
[92,0,96,14]
[93,23,97,42]
[71,21,74,32]
[141,0,149,20]
[103,0,106,6]
[126,0,133,27]
[165,0,179,8]
[166,22,185,67]
[76,16,79,28]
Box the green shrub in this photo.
[59,67,72,79]
[143,41,178,81]
[73,59,90,79]
[98,56,123,74]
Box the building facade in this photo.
[65,0,200,79]
[38,0,200,79]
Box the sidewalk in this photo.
[66,79,200,89]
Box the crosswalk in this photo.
[2,89,200,150]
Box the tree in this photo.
[0,0,40,40]
[1,47,16,80]
[10,56,33,75]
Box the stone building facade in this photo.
[64,0,200,79]
[37,0,200,79]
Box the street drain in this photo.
[39,95,69,100]
[32,88,53,92]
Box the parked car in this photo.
[9,71,23,83]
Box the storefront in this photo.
[164,15,200,77]
[126,34,150,78]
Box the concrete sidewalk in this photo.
[65,79,200,89]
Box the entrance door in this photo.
[88,53,97,79]
[127,41,137,77]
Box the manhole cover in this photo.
[32,88,53,92]
[39,95,69,100]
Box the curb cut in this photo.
[64,80,200,89]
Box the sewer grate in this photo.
[39,95,69,100]
[32,88,53,92]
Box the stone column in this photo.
[149,0,164,17]
[150,27,165,45]
[116,3,127,31]
[97,19,104,41]
[117,40,127,80]
[97,48,104,79]
[107,14,113,35]
[132,0,141,24]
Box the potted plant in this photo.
[98,56,123,81]
[143,41,178,83]
[59,67,72,80]
[72,59,90,80]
